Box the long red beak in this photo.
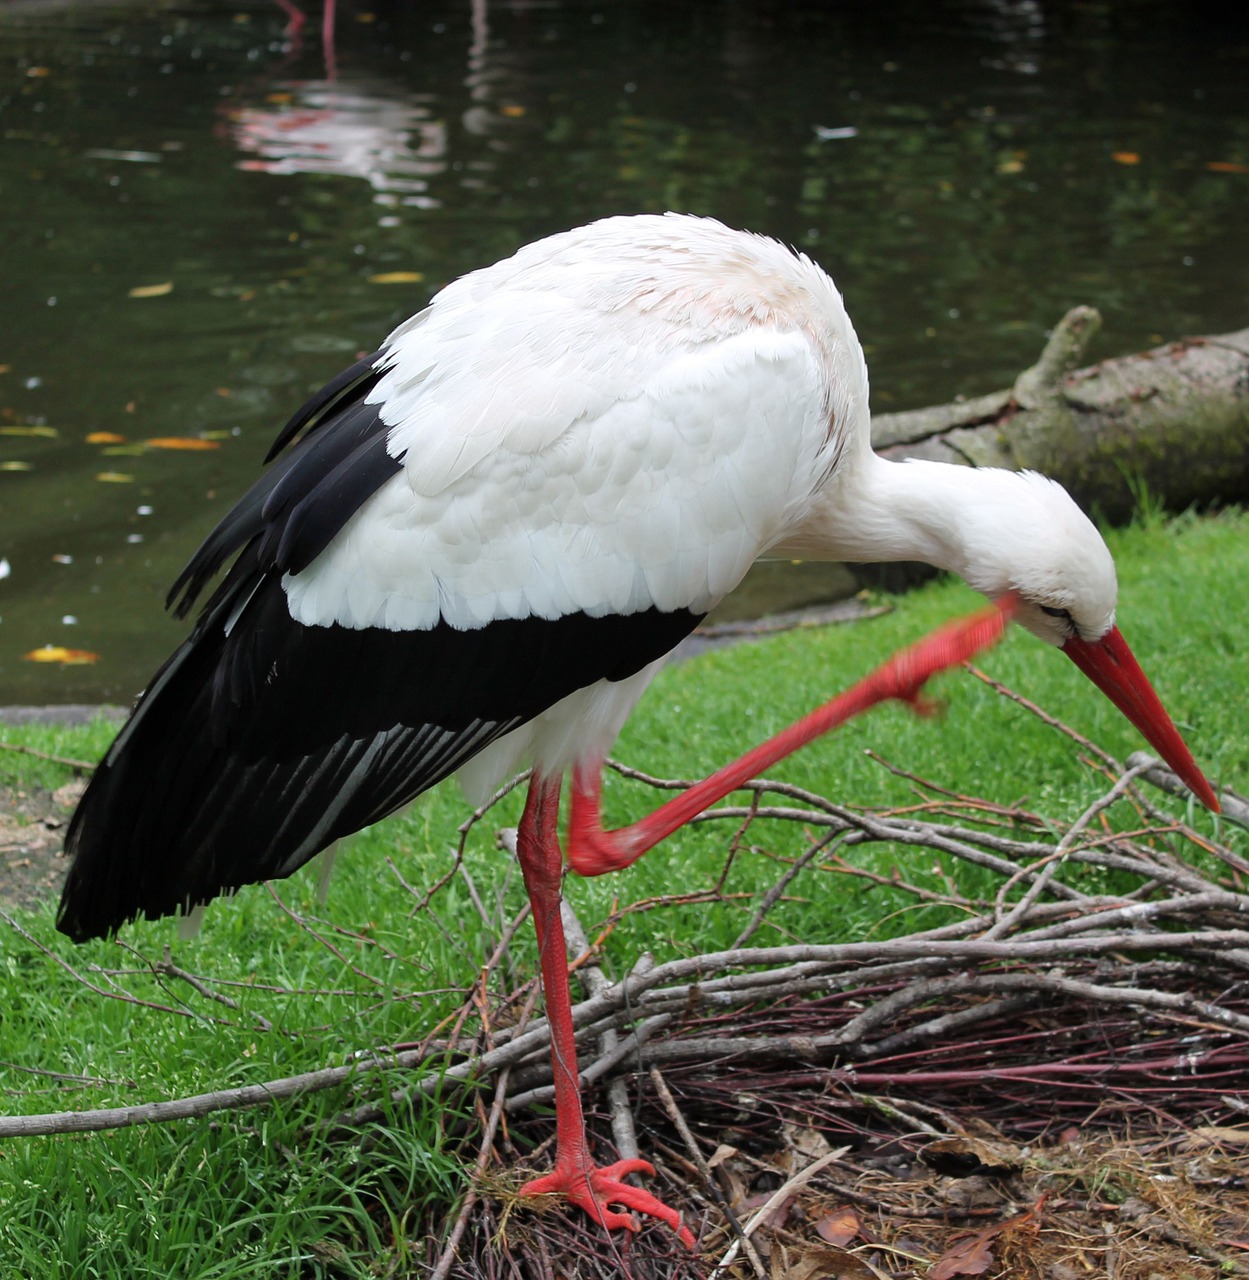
[1062,626,1219,812]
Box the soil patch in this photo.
[0,780,81,911]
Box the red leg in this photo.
[515,773,695,1247]
[322,0,337,81]
[273,0,305,35]
[568,597,1014,876]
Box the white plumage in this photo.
[60,213,1216,1246]
[281,215,873,795]
[288,218,850,633]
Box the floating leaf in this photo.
[144,436,220,451]
[101,444,148,456]
[95,471,134,483]
[0,460,32,471]
[0,364,11,373]
[368,271,425,284]
[86,431,126,444]
[0,425,58,438]
[1111,151,1140,165]
[501,103,525,118]
[128,282,174,298]
[24,645,100,665]
[1206,160,1249,174]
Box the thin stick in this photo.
[965,665,1122,773]
[0,739,96,771]
[651,1067,759,1272]
[732,829,848,949]
[708,1147,847,1280]
[983,763,1150,940]
[430,1065,512,1280]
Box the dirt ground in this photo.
[0,778,81,911]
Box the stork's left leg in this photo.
[515,772,695,1247]
[568,597,1013,875]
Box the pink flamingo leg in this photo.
[273,0,305,34]
[568,597,1014,876]
[321,0,337,81]
[515,774,695,1247]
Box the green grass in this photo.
[0,508,1246,1276]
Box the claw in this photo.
[520,1157,696,1247]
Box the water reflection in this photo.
[965,0,1045,74]
[224,0,527,209]
[230,83,447,206]
[0,0,1245,705]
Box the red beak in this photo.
[1062,626,1219,812]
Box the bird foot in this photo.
[520,1157,696,1248]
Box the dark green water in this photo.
[1,0,1246,704]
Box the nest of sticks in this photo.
[403,668,1249,1278]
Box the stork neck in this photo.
[777,452,993,584]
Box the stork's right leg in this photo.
[567,599,1013,875]
[514,772,695,1247]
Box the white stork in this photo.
[59,213,1217,1247]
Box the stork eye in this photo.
[1040,605,1073,622]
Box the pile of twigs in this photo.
[427,671,1249,1116]
[408,668,1249,1275]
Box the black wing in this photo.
[58,355,701,942]
[166,349,392,613]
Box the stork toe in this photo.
[520,1158,695,1247]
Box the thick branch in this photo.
[870,315,1249,520]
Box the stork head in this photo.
[960,470,1218,812]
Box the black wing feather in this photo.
[268,425,399,575]
[58,567,698,941]
[168,351,391,616]
[264,348,388,462]
[58,349,703,942]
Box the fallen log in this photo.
[873,308,1249,520]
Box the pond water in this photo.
[1,0,1246,705]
